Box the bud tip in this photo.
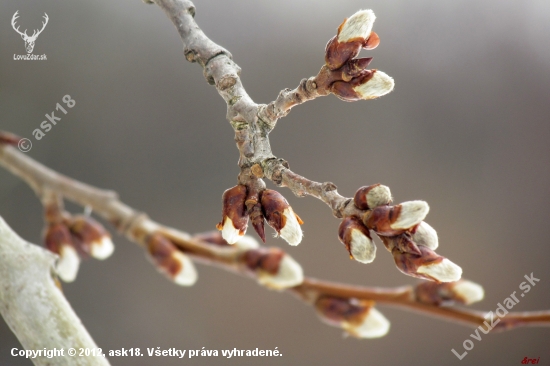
[452,280,485,305]
[221,217,243,244]
[346,307,390,339]
[338,9,376,43]
[171,251,198,286]
[353,70,395,100]
[56,244,80,283]
[418,258,462,282]
[349,228,376,263]
[390,200,429,230]
[258,254,304,290]
[279,208,303,246]
[90,236,115,260]
[412,221,438,250]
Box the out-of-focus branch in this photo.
[1,142,549,336]
[293,279,550,331]
[0,216,110,366]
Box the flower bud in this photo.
[243,247,303,289]
[354,184,392,210]
[315,296,390,339]
[146,233,197,286]
[217,185,248,244]
[68,215,114,260]
[415,279,485,306]
[331,70,394,101]
[338,216,376,263]
[411,221,438,250]
[338,9,376,44]
[325,10,377,70]
[389,241,462,282]
[261,189,303,246]
[352,70,394,100]
[44,223,80,282]
[365,200,429,236]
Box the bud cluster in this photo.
[338,184,392,263]
[324,10,394,101]
[336,183,462,282]
[242,247,303,289]
[44,215,114,282]
[217,185,303,246]
[315,296,390,338]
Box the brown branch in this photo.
[294,278,550,330]
[151,0,382,239]
[1,141,549,334]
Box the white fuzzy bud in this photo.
[367,184,392,208]
[279,208,303,246]
[90,236,115,260]
[56,244,80,283]
[349,229,376,263]
[353,70,395,100]
[338,9,376,43]
[451,280,485,305]
[417,258,462,282]
[390,200,429,230]
[258,255,304,290]
[221,217,243,244]
[412,221,438,250]
[171,251,198,286]
[344,307,390,339]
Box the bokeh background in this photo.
[1,1,550,365]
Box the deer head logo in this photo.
[11,11,49,54]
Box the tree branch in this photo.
[1,141,549,336]
[0,216,109,366]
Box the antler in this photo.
[11,11,28,38]
[31,13,49,39]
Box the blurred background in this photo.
[1,0,550,365]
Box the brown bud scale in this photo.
[392,245,444,282]
[218,185,249,234]
[363,31,380,50]
[68,215,109,254]
[354,184,380,210]
[44,223,74,254]
[147,233,182,277]
[415,281,457,306]
[243,247,284,275]
[338,216,371,255]
[325,36,363,71]
[315,296,370,326]
[261,189,290,234]
[364,204,405,236]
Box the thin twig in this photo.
[1,142,549,332]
